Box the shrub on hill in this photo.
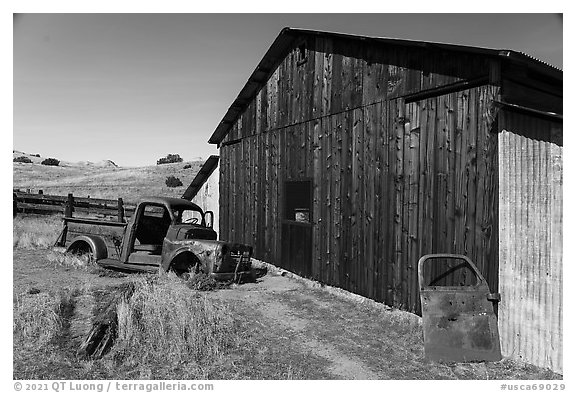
[14,156,33,164]
[183,164,192,169]
[41,158,60,166]
[165,175,183,188]
[157,154,183,165]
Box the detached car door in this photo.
[418,254,501,362]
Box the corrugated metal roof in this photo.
[208,27,562,145]
[181,155,220,201]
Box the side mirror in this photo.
[205,211,214,228]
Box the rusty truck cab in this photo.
[120,197,216,266]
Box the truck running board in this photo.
[97,258,159,274]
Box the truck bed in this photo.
[63,217,127,260]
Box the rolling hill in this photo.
[13,152,205,203]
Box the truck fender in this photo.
[67,235,108,261]
[163,247,203,274]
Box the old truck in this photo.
[55,196,253,280]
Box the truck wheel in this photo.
[69,242,95,265]
[169,252,201,278]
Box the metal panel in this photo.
[498,110,563,373]
[418,254,502,362]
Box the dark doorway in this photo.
[281,180,312,277]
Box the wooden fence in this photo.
[13,189,136,221]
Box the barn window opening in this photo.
[421,256,479,287]
[284,180,311,223]
[296,42,308,66]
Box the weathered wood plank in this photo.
[363,104,375,298]
[293,47,303,125]
[312,119,322,280]
[340,110,353,288]
[325,112,334,284]
[454,90,468,257]
[333,114,343,286]
[271,131,280,264]
[255,91,262,135]
[321,39,333,118]
[445,93,456,260]
[415,98,429,312]
[268,68,278,131]
[356,107,366,297]
[406,101,421,312]
[253,136,259,251]
[465,88,478,261]
[332,53,344,114]
[351,57,364,109]
[351,108,363,294]
[392,99,404,308]
[363,56,388,107]
[435,93,448,258]
[312,39,325,119]
[263,132,271,259]
[260,84,268,134]
[304,44,316,122]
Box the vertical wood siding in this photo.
[219,38,500,314]
[219,87,499,314]
[498,111,563,373]
[220,36,493,146]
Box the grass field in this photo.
[13,215,562,380]
[13,160,203,202]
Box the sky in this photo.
[13,13,563,167]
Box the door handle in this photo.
[487,293,501,302]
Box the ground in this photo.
[13,248,562,380]
[208,275,384,379]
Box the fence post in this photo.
[118,198,125,223]
[65,193,74,218]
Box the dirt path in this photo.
[207,273,380,379]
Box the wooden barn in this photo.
[207,28,563,372]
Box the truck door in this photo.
[418,254,501,362]
[121,202,172,263]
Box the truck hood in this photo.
[167,224,217,241]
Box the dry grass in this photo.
[13,291,62,347]
[111,274,239,378]
[46,250,92,270]
[13,161,203,202]
[12,269,245,380]
[185,272,223,291]
[13,215,62,249]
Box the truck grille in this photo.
[230,250,252,272]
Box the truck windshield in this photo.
[172,207,205,226]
